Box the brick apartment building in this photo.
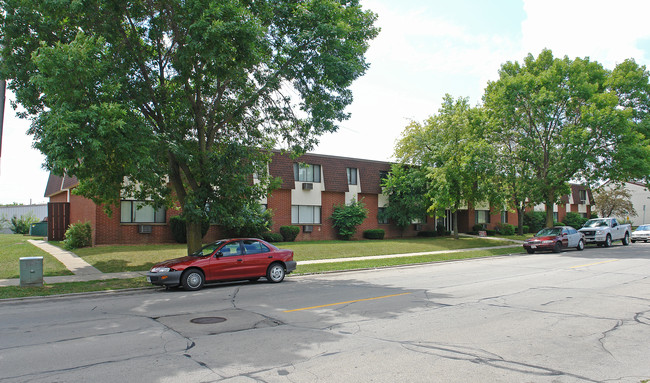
[44,151,593,245]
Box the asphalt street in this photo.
[1,242,649,382]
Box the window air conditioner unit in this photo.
[138,225,152,234]
[303,225,313,233]
[302,183,313,190]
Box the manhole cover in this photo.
[190,317,227,324]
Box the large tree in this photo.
[484,49,650,228]
[395,95,498,239]
[487,108,540,235]
[380,164,429,235]
[0,0,378,253]
[593,187,637,219]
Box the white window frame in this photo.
[378,207,389,224]
[291,205,322,224]
[475,210,490,224]
[293,163,321,183]
[120,200,166,223]
[347,168,358,185]
[579,190,587,204]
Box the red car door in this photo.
[242,239,273,276]
[561,228,569,248]
[205,241,247,281]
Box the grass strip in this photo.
[295,247,523,274]
[0,278,151,299]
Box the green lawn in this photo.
[0,235,73,279]
[69,236,518,273]
[287,236,516,260]
[295,246,524,274]
[71,243,188,273]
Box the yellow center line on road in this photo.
[571,259,618,269]
[283,292,412,313]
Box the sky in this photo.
[2,0,650,205]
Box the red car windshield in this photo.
[536,228,561,236]
[191,241,226,257]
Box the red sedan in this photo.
[523,226,585,254]
[146,238,296,291]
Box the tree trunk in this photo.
[517,206,524,235]
[186,218,203,255]
[545,204,554,228]
[453,210,459,239]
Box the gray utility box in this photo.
[20,257,44,287]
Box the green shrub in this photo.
[486,229,496,236]
[416,230,437,237]
[63,222,92,250]
[472,224,484,232]
[496,223,515,235]
[219,203,273,238]
[262,232,284,242]
[522,225,529,234]
[9,212,40,234]
[280,225,300,242]
[330,199,368,240]
[436,224,446,236]
[563,212,588,229]
[524,211,546,233]
[169,216,209,243]
[363,229,385,239]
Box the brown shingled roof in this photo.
[270,152,392,194]
[44,173,79,197]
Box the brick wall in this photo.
[268,189,292,230]
[93,204,177,245]
[68,194,98,244]
[49,193,68,203]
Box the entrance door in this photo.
[48,202,70,241]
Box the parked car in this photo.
[523,226,585,254]
[631,225,650,243]
[578,217,631,247]
[146,238,296,291]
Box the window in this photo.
[347,168,358,185]
[243,239,270,254]
[120,201,166,223]
[579,190,587,204]
[553,212,558,222]
[293,163,321,182]
[475,210,490,224]
[379,170,389,186]
[501,211,508,223]
[220,241,242,256]
[291,205,321,224]
[378,207,389,224]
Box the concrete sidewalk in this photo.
[0,237,523,287]
[28,240,103,275]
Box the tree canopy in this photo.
[395,95,497,238]
[593,187,637,219]
[0,0,378,252]
[484,49,650,227]
[379,164,429,233]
